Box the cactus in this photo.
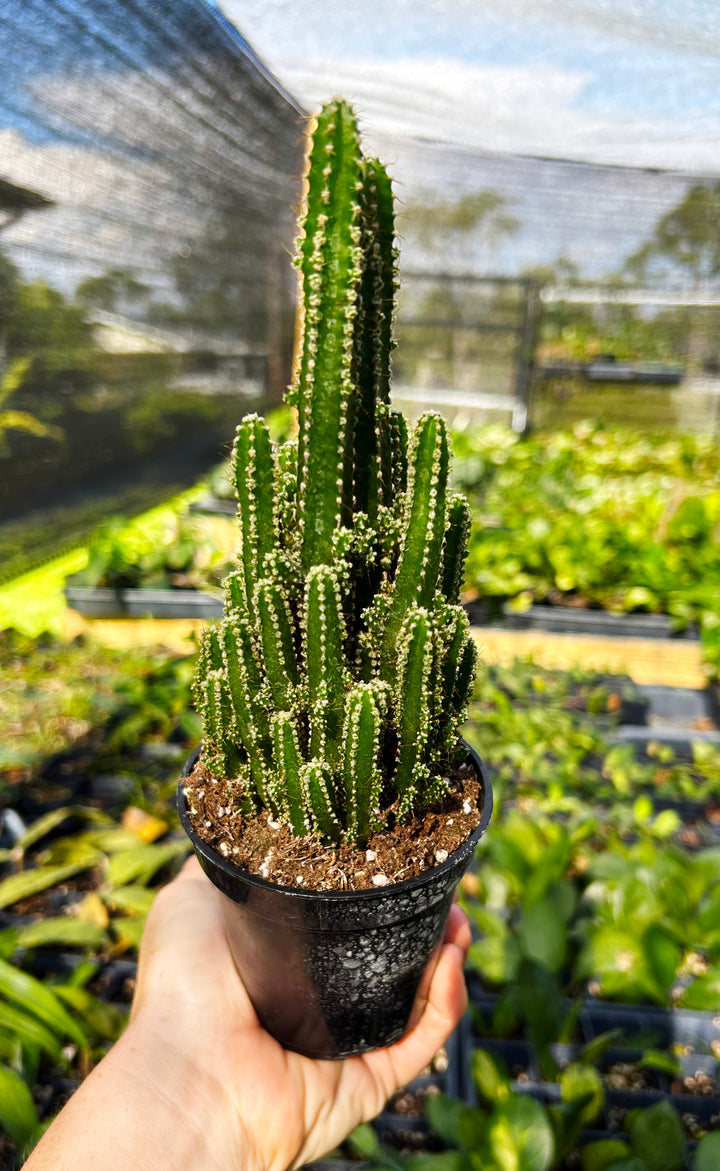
[194,99,478,848]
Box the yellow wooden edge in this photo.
[59,613,708,690]
[62,611,206,654]
[471,626,708,690]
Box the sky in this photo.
[216,0,720,172]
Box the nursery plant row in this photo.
[57,417,720,679]
[1,638,719,1167]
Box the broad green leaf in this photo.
[0,1063,39,1145]
[516,892,568,972]
[651,810,680,839]
[581,1140,632,1171]
[473,1047,510,1104]
[104,886,157,915]
[547,1100,587,1161]
[468,934,520,986]
[426,1095,488,1151]
[54,987,126,1041]
[487,1096,554,1171]
[0,1004,63,1061]
[0,957,87,1048]
[40,837,105,867]
[578,1030,624,1067]
[643,924,680,992]
[627,1100,684,1171]
[695,1131,720,1171]
[106,840,188,887]
[346,1122,381,1159]
[405,1156,468,1171]
[86,828,149,854]
[559,1063,604,1126]
[110,916,146,950]
[11,918,106,951]
[596,1161,648,1171]
[16,807,108,852]
[0,860,100,909]
[0,929,18,961]
[638,1050,680,1077]
[681,967,720,1011]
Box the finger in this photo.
[364,939,467,1094]
[444,903,471,957]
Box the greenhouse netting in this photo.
[2,0,720,562]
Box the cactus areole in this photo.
[178,99,492,1056]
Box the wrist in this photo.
[110,1010,255,1171]
[25,1012,254,1171]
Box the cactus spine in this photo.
[194,99,478,848]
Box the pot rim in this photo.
[177,737,493,903]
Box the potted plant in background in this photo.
[177,98,493,1059]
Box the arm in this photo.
[24,857,471,1171]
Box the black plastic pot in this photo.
[178,741,493,1060]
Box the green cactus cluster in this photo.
[194,99,477,848]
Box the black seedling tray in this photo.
[64,585,223,620]
[189,495,236,516]
[609,725,720,757]
[468,982,720,1056]
[464,600,699,640]
[638,685,718,732]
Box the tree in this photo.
[6,281,94,360]
[398,189,519,271]
[0,357,62,452]
[625,183,720,288]
[75,268,150,315]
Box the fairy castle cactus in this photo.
[194,99,477,848]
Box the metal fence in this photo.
[393,273,539,433]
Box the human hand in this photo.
[132,856,471,1171]
[25,855,470,1171]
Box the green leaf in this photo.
[487,1096,555,1171]
[627,1101,684,1171]
[681,967,720,1010]
[0,859,100,909]
[346,1122,381,1159]
[3,917,105,951]
[425,1095,488,1151]
[405,1156,468,1171]
[0,1063,39,1145]
[695,1131,720,1171]
[643,924,680,992]
[54,986,126,1042]
[105,840,188,887]
[109,917,146,950]
[559,1063,604,1126]
[104,886,157,915]
[467,934,520,986]
[592,1161,647,1171]
[516,892,568,973]
[0,957,87,1049]
[637,1050,680,1078]
[0,1002,64,1061]
[472,1048,511,1103]
[580,1140,633,1171]
[578,1030,624,1067]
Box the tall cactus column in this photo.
[193,99,478,850]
